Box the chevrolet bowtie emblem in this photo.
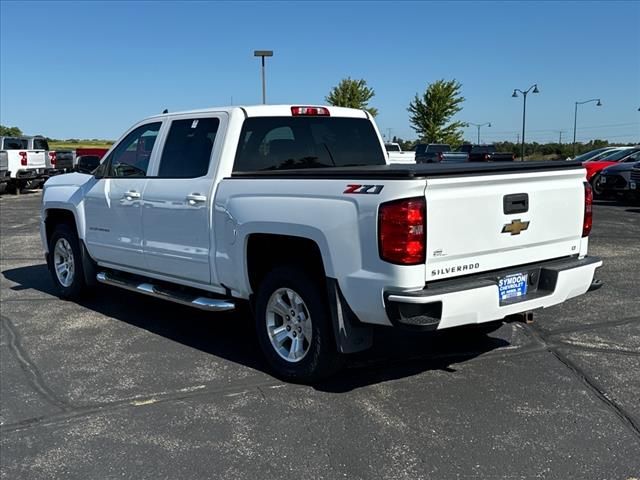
[502,219,530,235]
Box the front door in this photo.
[142,115,224,285]
[84,122,162,270]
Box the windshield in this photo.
[598,148,637,161]
[621,150,640,162]
[573,148,613,162]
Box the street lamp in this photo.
[573,98,602,157]
[253,50,273,104]
[467,122,491,144]
[512,84,539,161]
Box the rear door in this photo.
[424,168,586,281]
[142,114,225,284]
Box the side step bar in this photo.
[96,272,235,312]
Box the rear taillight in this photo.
[19,151,27,166]
[582,181,593,237]
[483,153,489,161]
[49,151,56,166]
[378,197,426,265]
[437,152,443,162]
[291,106,330,116]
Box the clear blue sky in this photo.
[1,0,639,144]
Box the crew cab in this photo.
[40,105,602,381]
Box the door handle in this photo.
[186,193,207,205]
[123,190,141,200]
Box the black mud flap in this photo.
[81,240,98,287]
[326,278,373,354]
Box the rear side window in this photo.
[2,138,27,150]
[33,138,49,150]
[157,118,219,178]
[233,117,385,172]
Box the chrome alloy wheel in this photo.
[266,288,313,362]
[53,238,75,287]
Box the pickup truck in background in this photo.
[415,143,468,163]
[385,142,415,164]
[458,144,515,162]
[41,104,602,382]
[0,136,48,193]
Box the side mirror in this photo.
[76,155,101,174]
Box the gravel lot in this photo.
[1,190,639,479]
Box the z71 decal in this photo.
[343,184,384,194]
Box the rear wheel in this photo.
[254,266,342,383]
[47,223,88,299]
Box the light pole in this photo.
[512,84,539,160]
[253,50,273,104]
[572,98,602,157]
[467,122,491,144]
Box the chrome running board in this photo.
[96,271,235,312]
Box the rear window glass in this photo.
[2,138,27,150]
[233,117,386,172]
[427,144,450,153]
[471,145,496,153]
[33,138,49,150]
[385,144,400,152]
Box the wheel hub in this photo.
[53,238,75,288]
[266,288,312,363]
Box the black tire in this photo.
[47,223,88,299]
[254,266,342,383]
[591,173,604,198]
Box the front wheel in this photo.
[47,223,88,299]
[254,266,342,383]
[591,173,605,198]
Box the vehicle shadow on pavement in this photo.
[3,264,509,391]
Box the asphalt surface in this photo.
[1,190,639,480]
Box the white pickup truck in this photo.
[0,135,50,193]
[41,105,602,381]
[385,142,416,164]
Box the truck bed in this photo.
[231,161,583,179]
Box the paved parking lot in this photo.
[1,190,639,479]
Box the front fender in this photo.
[41,173,95,251]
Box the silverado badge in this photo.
[502,219,530,235]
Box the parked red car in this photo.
[583,147,640,184]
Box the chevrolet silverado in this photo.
[40,105,602,381]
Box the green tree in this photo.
[0,125,23,137]
[326,77,378,117]
[408,79,466,146]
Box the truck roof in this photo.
[142,105,370,122]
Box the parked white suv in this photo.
[40,105,602,381]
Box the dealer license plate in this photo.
[631,181,637,190]
[498,272,528,303]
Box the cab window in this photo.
[104,123,161,177]
[157,118,219,178]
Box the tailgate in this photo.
[27,150,46,168]
[425,168,586,281]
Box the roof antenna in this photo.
[162,109,168,114]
